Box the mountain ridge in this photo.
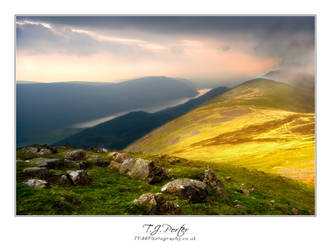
[127,78,315,183]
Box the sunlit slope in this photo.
[127,78,315,184]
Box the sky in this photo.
[16,16,315,87]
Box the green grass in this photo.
[16,150,315,215]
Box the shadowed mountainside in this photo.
[55,86,228,149]
[17,76,197,146]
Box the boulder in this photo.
[120,158,166,183]
[112,152,132,163]
[29,158,61,168]
[59,175,72,185]
[23,167,49,179]
[133,193,157,214]
[38,148,52,155]
[161,178,208,203]
[158,200,182,215]
[66,170,91,185]
[65,149,86,161]
[24,179,48,188]
[203,168,226,197]
[108,160,122,170]
[64,159,80,168]
[134,192,182,215]
[87,156,110,167]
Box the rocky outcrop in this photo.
[161,178,208,203]
[66,170,91,185]
[133,193,182,215]
[23,167,49,179]
[65,149,86,161]
[203,168,226,197]
[119,158,166,183]
[24,179,48,188]
[29,158,61,168]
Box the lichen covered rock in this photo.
[161,178,208,203]
[120,158,165,183]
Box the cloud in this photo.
[15,16,315,86]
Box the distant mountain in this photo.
[55,86,228,149]
[127,78,315,184]
[17,76,198,147]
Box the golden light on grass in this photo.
[127,79,315,184]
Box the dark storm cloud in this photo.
[16,16,314,35]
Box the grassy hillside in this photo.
[55,87,228,149]
[16,148,314,215]
[127,78,315,184]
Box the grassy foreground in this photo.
[16,149,314,215]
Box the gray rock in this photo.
[22,146,38,153]
[108,160,122,170]
[38,148,52,155]
[64,159,80,168]
[134,192,182,215]
[203,168,226,197]
[134,193,158,214]
[161,178,208,203]
[120,158,165,183]
[59,175,72,185]
[65,149,86,161]
[29,158,61,168]
[112,152,132,163]
[24,179,48,188]
[23,167,49,178]
[66,170,91,185]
